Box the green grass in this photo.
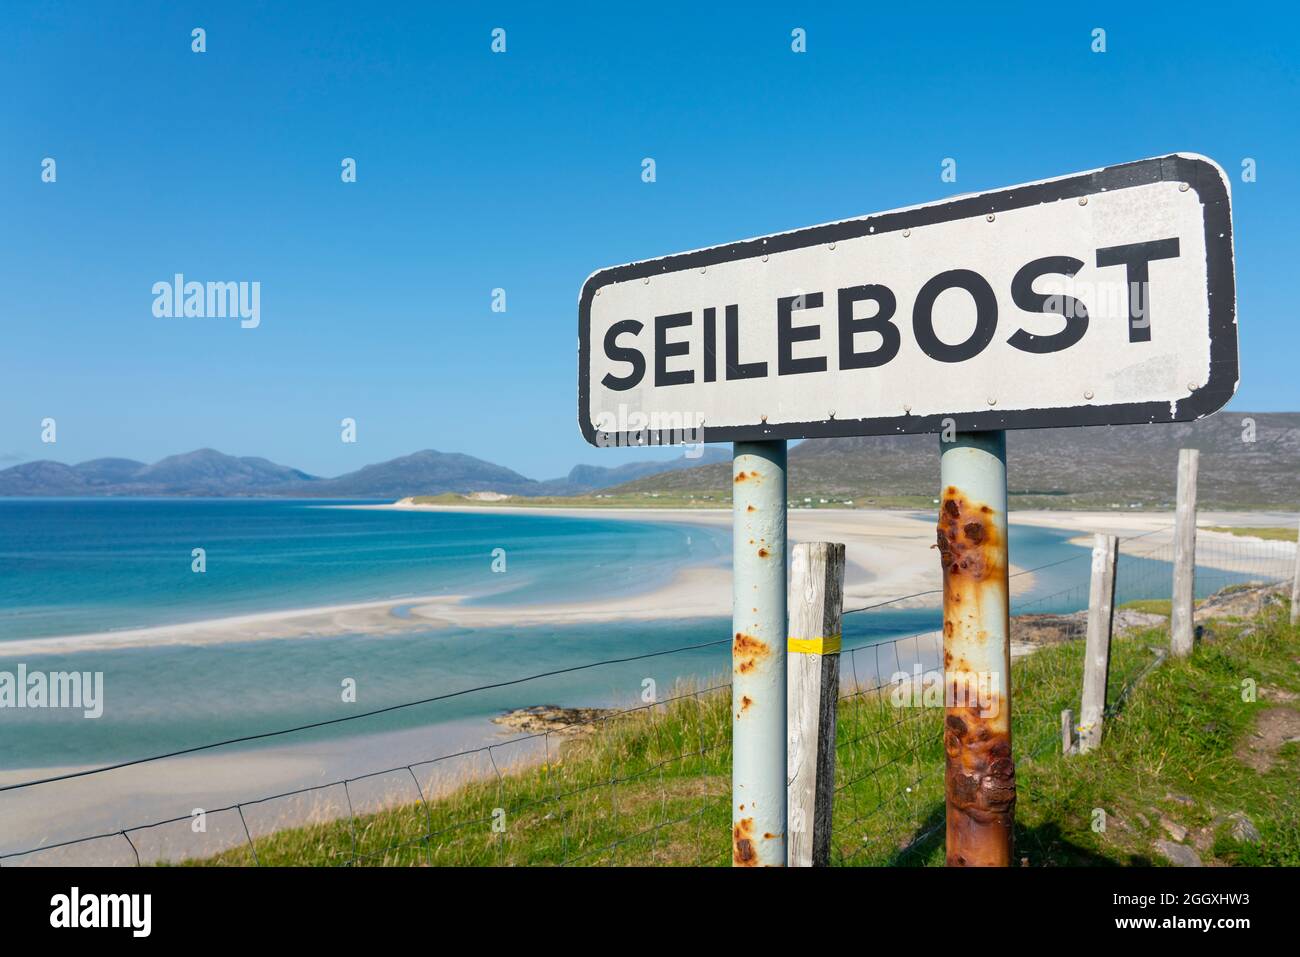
[188,601,1299,866]
[1206,525,1299,543]
[1118,598,1172,616]
[1010,604,1300,866]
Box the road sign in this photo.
[578,153,1237,448]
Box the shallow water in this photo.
[0,501,1261,773]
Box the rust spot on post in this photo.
[757,547,769,558]
[937,488,1014,866]
[943,701,1015,866]
[936,491,1004,583]
[733,632,770,675]
[733,817,758,866]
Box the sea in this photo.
[0,498,1250,774]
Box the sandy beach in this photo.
[0,716,545,865]
[7,503,1294,658]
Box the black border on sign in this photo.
[576,154,1237,447]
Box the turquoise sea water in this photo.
[0,499,1252,772]
[0,499,727,640]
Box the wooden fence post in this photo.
[786,541,845,867]
[1079,534,1119,753]
[1291,517,1300,627]
[1061,709,1075,756]
[1170,449,1199,658]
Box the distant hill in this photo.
[0,447,728,499]
[136,449,317,492]
[604,413,1300,510]
[542,447,730,494]
[296,450,539,498]
[0,449,315,497]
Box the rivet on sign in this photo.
[1084,390,1094,400]
[700,267,707,274]
[986,214,996,222]
[762,254,769,262]
[1078,197,1088,206]
[1187,382,1198,391]
[903,404,911,414]
[902,228,911,238]
[643,277,649,284]
[595,288,601,296]
[829,410,836,419]
[987,397,997,406]
[828,242,836,250]
[1179,183,1190,192]
[761,414,768,423]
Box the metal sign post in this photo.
[578,153,1237,869]
[730,440,787,866]
[937,431,1014,866]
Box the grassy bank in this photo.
[191,597,1299,866]
[1206,525,1299,543]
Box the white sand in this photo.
[1013,508,1297,578]
[7,504,1291,659]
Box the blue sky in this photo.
[2,2,1296,479]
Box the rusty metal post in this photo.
[731,440,787,866]
[937,430,1015,867]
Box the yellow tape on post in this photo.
[787,634,842,655]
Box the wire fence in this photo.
[0,524,1293,867]
[830,527,1294,865]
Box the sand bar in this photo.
[8,504,1290,658]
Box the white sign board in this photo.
[578,154,1236,447]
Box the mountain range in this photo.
[2,413,1295,508]
[604,412,1300,510]
[0,446,729,499]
